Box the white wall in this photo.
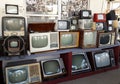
[0,0,108,37]
[89,0,107,14]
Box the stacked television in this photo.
[2,16,27,56]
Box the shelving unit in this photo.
[0,43,119,84]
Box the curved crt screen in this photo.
[72,54,89,71]
[95,52,110,68]
[61,34,73,46]
[43,60,60,75]
[84,20,93,28]
[32,35,48,48]
[9,41,18,48]
[100,34,111,45]
[7,67,28,83]
[3,18,25,31]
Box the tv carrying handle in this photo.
[2,36,26,58]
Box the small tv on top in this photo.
[93,13,106,22]
[29,32,59,53]
[56,20,70,31]
[2,16,26,37]
[79,10,92,19]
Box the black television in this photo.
[79,10,92,19]
[92,49,115,70]
[72,52,91,74]
[2,16,26,37]
[106,10,117,20]
[40,58,66,79]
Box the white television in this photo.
[29,32,59,53]
[78,19,93,30]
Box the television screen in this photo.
[43,60,60,75]
[57,20,70,31]
[79,10,92,19]
[29,32,59,53]
[6,66,29,84]
[78,19,93,29]
[95,22,107,31]
[79,30,97,48]
[92,49,115,70]
[83,31,97,48]
[2,16,26,36]
[72,53,91,73]
[93,13,106,22]
[41,58,66,79]
[97,32,115,47]
[9,40,19,48]
[32,35,48,48]
[59,32,79,49]
[5,63,42,84]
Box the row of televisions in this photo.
[28,30,116,53]
[4,48,115,84]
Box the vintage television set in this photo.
[106,10,117,20]
[40,58,66,80]
[70,16,78,30]
[79,10,92,19]
[59,31,79,49]
[56,20,70,31]
[5,60,42,84]
[72,52,91,74]
[2,16,26,37]
[93,13,106,22]
[97,32,116,47]
[79,29,97,48]
[2,36,26,56]
[29,32,59,53]
[95,22,107,31]
[92,49,115,70]
[78,19,93,30]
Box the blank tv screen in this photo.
[72,54,88,71]
[95,52,110,68]
[100,34,111,45]
[31,35,48,48]
[61,34,73,46]
[43,60,60,75]
[7,67,28,83]
[3,17,25,31]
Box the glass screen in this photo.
[3,18,25,31]
[95,52,110,68]
[10,41,18,48]
[72,54,89,71]
[43,60,60,75]
[7,67,28,83]
[32,35,48,48]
